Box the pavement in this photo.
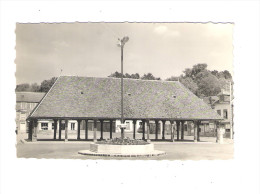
[16,135,233,160]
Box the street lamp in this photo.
[118,36,129,139]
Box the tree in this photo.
[196,73,221,96]
[31,83,40,92]
[124,73,132,78]
[141,73,161,80]
[179,77,199,95]
[166,76,179,81]
[222,70,232,79]
[210,70,232,80]
[183,63,208,79]
[39,77,57,92]
[180,64,233,97]
[108,71,123,78]
[194,70,211,83]
[15,83,30,92]
[211,70,219,77]
[130,73,140,79]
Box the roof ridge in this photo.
[16,91,46,94]
[60,75,179,83]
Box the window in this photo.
[224,96,230,102]
[20,102,26,109]
[217,110,221,116]
[219,95,224,102]
[20,113,26,120]
[71,123,75,130]
[126,122,130,130]
[52,123,55,130]
[223,109,228,119]
[41,123,48,130]
[30,103,36,110]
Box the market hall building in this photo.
[27,76,222,142]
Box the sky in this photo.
[15,22,234,84]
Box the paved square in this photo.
[16,136,233,160]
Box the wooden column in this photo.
[109,120,113,139]
[155,120,159,140]
[28,120,33,140]
[215,121,218,142]
[53,119,57,140]
[93,119,97,142]
[146,120,150,142]
[177,121,180,141]
[85,119,88,140]
[58,120,62,140]
[162,120,166,140]
[197,121,200,141]
[133,120,137,139]
[77,120,81,140]
[181,121,184,140]
[194,121,197,142]
[142,120,145,140]
[100,120,104,140]
[64,119,68,142]
[32,119,38,142]
[170,120,174,142]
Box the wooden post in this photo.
[53,119,57,140]
[155,120,159,140]
[58,120,62,140]
[109,120,113,139]
[170,120,174,142]
[85,119,88,140]
[194,121,197,142]
[146,120,150,142]
[77,120,81,140]
[197,121,201,141]
[133,120,137,139]
[181,121,184,140]
[32,119,38,142]
[93,119,97,142]
[177,121,180,141]
[215,121,218,142]
[28,120,33,140]
[162,120,166,140]
[64,119,68,142]
[142,119,145,140]
[100,120,104,140]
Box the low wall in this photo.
[90,143,154,154]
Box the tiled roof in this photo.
[16,92,46,103]
[29,76,222,120]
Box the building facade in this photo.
[211,89,233,133]
[16,92,46,132]
[202,87,234,138]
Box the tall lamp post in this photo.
[118,36,129,139]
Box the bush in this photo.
[97,137,149,145]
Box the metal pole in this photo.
[118,36,128,139]
[121,44,124,139]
